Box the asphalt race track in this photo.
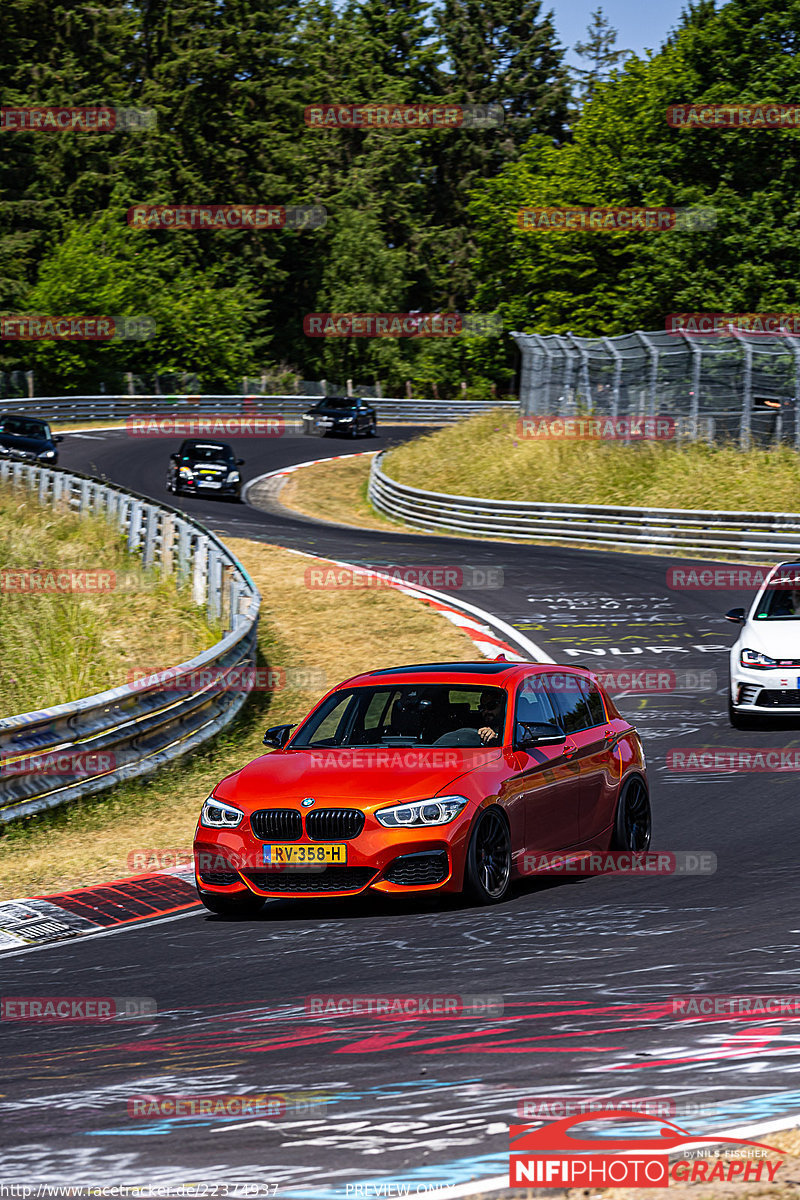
[2,426,799,1196]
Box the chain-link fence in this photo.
[512,328,800,449]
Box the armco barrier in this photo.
[0,461,261,823]
[368,452,800,556]
[0,394,516,425]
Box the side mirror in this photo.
[263,723,295,749]
[236,457,245,465]
[54,435,64,443]
[515,721,566,749]
[169,452,179,462]
[725,607,746,625]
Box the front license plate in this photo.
[263,843,347,866]
[197,480,222,488]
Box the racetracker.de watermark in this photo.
[666,565,796,591]
[520,851,717,876]
[516,415,704,440]
[0,752,117,779]
[126,413,286,437]
[671,994,800,1017]
[0,106,155,132]
[305,994,503,1018]
[126,665,326,695]
[0,569,116,594]
[0,316,154,341]
[516,1096,719,1119]
[667,312,800,336]
[303,564,504,590]
[304,313,502,338]
[128,1094,286,1119]
[304,103,503,129]
[667,103,800,128]
[0,996,156,1021]
[521,669,717,695]
[127,204,326,231]
[668,748,800,772]
[307,749,499,770]
[517,206,716,232]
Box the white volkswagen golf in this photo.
[727,561,800,727]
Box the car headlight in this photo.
[740,648,777,669]
[375,795,468,828]
[38,449,56,459]
[200,795,243,828]
[179,466,194,478]
[226,471,240,483]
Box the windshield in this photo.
[291,684,508,748]
[754,570,800,620]
[321,397,354,409]
[182,444,232,463]
[0,417,49,439]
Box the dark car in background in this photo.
[0,414,63,464]
[302,395,377,438]
[166,439,244,500]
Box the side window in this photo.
[579,678,607,726]
[514,678,557,742]
[546,673,593,734]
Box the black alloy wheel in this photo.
[611,776,652,851]
[465,808,511,903]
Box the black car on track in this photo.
[166,439,244,500]
[0,414,62,464]
[302,395,377,438]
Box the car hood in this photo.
[743,619,800,659]
[217,746,503,811]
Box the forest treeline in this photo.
[1,0,799,395]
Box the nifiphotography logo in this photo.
[509,1110,784,1188]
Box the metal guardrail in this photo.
[0,461,261,823]
[368,452,800,557]
[0,395,516,425]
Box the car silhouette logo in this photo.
[301,797,316,807]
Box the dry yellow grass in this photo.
[0,483,214,714]
[278,453,403,531]
[0,538,477,899]
[384,409,800,511]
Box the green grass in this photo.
[383,409,800,511]
[0,483,216,716]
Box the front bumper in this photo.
[194,815,473,898]
[731,664,800,713]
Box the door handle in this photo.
[603,728,616,744]
[563,739,578,758]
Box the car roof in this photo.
[337,661,592,688]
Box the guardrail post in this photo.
[206,546,222,623]
[192,535,209,607]
[141,505,158,567]
[38,469,49,504]
[161,514,176,576]
[128,499,143,553]
[220,563,235,633]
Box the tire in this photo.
[197,888,265,918]
[368,421,378,437]
[611,776,651,852]
[463,808,511,904]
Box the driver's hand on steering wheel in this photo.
[478,725,497,744]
